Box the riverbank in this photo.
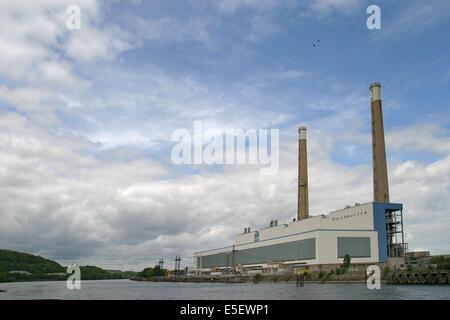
[133,271,368,283]
[134,270,450,285]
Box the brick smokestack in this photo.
[298,126,309,220]
[370,82,390,203]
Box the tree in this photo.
[429,255,450,270]
[383,265,391,277]
[342,254,351,271]
[140,265,166,278]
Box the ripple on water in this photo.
[0,280,449,300]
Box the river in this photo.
[0,280,449,300]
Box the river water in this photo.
[0,280,449,300]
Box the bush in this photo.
[436,262,450,270]
[429,256,450,270]
[338,254,351,274]
[0,272,9,283]
[253,273,263,283]
[342,254,351,269]
[79,266,124,280]
[383,266,391,276]
[140,266,166,279]
[319,270,334,283]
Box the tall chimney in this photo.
[298,126,309,220]
[370,82,390,203]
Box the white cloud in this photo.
[214,0,286,14]
[0,0,134,128]
[129,16,213,43]
[309,0,362,13]
[382,0,450,38]
[245,15,280,43]
[39,61,90,88]
[387,124,450,155]
[0,86,51,113]
[245,69,312,85]
[65,25,133,62]
[0,0,132,78]
[213,0,362,15]
[0,86,62,125]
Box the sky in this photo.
[0,0,449,271]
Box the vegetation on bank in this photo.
[0,249,136,283]
[0,249,65,274]
[78,266,136,280]
[138,266,167,279]
[430,256,450,270]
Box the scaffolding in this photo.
[385,208,408,260]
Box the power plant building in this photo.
[194,83,407,271]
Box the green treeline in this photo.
[0,249,65,274]
[139,266,166,279]
[78,266,132,280]
[430,255,450,270]
[0,249,137,283]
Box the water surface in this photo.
[0,280,449,300]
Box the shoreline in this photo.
[0,278,129,285]
[132,277,371,284]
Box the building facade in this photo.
[194,202,405,271]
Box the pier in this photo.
[386,271,449,285]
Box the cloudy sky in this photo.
[0,0,449,270]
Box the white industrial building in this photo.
[194,202,405,271]
[194,83,407,272]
